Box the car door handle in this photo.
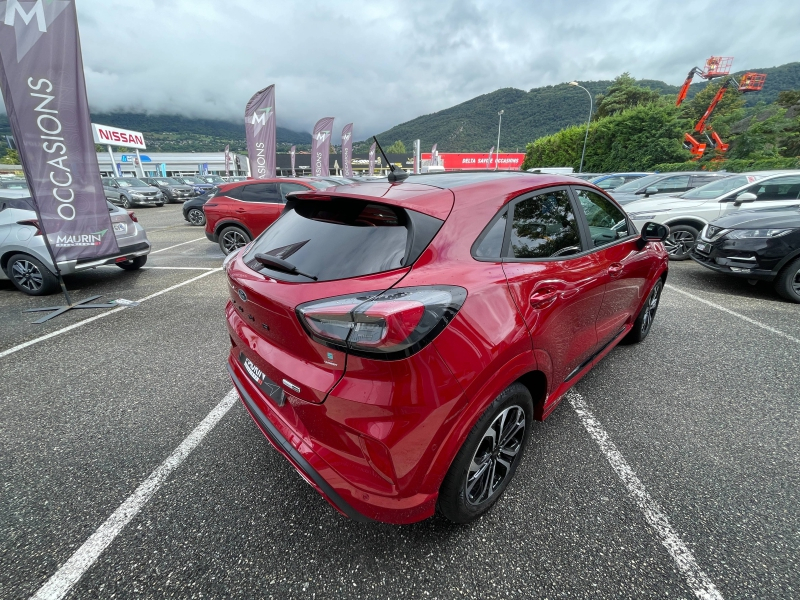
[235,208,246,213]
[530,288,559,309]
[608,263,624,278]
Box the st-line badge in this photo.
[239,352,285,406]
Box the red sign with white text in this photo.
[422,152,525,171]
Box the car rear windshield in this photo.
[613,174,664,193]
[243,198,441,282]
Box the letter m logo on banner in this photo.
[1,0,70,61]
[4,0,46,32]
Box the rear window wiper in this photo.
[254,253,317,280]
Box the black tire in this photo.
[187,207,206,226]
[122,196,132,209]
[623,278,664,344]
[218,226,250,255]
[438,382,533,524]
[116,255,147,271]
[774,257,800,303]
[156,203,164,207]
[664,224,699,261]
[6,253,59,296]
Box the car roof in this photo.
[372,170,569,190]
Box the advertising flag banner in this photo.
[341,123,353,178]
[431,143,437,165]
[368,142,376,176]
[311,117,334,177]
[224,144,230,176]
[290,145,296,176]
[0,0,119,263]
[488,146,495,168]
[244,84,276,178]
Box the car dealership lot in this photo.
[1,205,797,599]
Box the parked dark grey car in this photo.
[142,177,195,203]
[611,171,730,205]
[102,177,164,208]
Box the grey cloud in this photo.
[20,0,800,140]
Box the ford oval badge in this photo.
[237,289,247,302]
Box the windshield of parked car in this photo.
[613,174,664,193]
[116,178,148,187]
[180,176,205,184]
[679,175,764,199]
[153,178,180,185]
[202,175,225,183]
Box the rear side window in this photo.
[653,175,690,193]
[244,199,442,282]
[240,183,281,203]
[507,190,581,259]
[596,176,623,189]
[280,183,308,201]
[473,209,507,259]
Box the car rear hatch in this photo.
[226,183,453,404]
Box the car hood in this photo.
[711,205,800,229]
[164,185,193,191]
[624,196,707,215]
[121,186,160,192]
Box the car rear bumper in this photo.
[57,241,152,275]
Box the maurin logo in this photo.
[1,0,71,62]
[55,228,108,248]
[315,130,330,142]
[342,132,351,143]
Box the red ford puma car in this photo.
[224,171,669,524]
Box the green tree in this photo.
[594,73,661,119]
[385,140,406,153]
[0,148,19,164]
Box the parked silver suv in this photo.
[102,177,164,208]
[0,197,151,295]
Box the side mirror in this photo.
[733,192,757,206]
[638,221,669,249]
[643,186,659,198]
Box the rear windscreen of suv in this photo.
[243,198,443,282]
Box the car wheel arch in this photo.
[214,220,252,239]
[662,217,707,231]
[773,247,800,276]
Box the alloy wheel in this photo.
[465,405,526,506]
[188,208,205,226]
[792,268,800,295]
[11,259,43,292]
[221,229,248,253]
[664,231,695,256]
[641,280,663,335]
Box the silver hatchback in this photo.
[0,197,151,295]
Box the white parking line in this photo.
[149,237,206,254]
[0,268,222,360]
[29,389,239,600]
[568,392,723,600]
[665,284,800,345]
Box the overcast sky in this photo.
[73,0,799,140]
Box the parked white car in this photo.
[625,171,800,259]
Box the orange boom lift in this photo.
[675,56,734,107]
[683,72,767,159]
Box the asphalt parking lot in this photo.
[1,203,798,599]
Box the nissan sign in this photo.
[91,123,146,149]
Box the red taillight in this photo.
[17,219,42,236]
[297,286,467,360]
[127,211,138,222]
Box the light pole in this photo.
[495,110,503,170]
[569,81,592,173]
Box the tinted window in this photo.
[280,183,309,201]
[474,209,507,258]
[691,175,722,187]
[682,175,759,199]
[507,190,581,259]
[614,174,663,193]
[575,189,630,247]
[747,176,800,201]
[652,175,689,193]
[596,176,624,189]
[244,199,413,282]
[240,183,281,203]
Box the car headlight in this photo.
[627,209,671,220]
[725,228,796,239]
[131,193,143,199]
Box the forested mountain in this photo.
[366,62,800,153]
